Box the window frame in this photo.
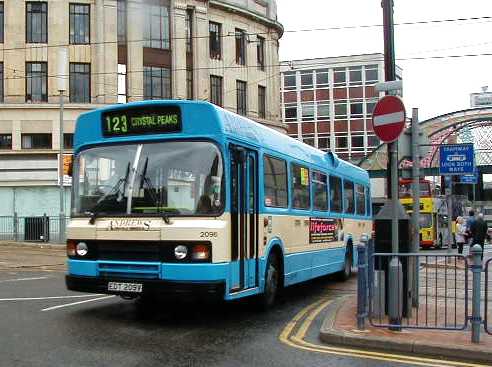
[263,154,288,208]
[312,170,328,212]
[343,179,355,214]
[0,62,3,103]
[69,3,90,45]
[257,35,265,71]
[117,0,127,43]
[355,183,366,216]
[209,21,222,60]
[69,62,91,103]
[236,80,247,116]
[143,66,171,100]
[26,62,48,103]
[329,175,343,214]
[258,85,266,119]
[210,75,223,107]
[290,163,311,210]
[26,2,47,44]
[21,133,52,149]
[0,2,4,44]
[235,28,246,65]
[143,0,170,50]
[0,134,11,149]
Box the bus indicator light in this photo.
[192,245,210,261]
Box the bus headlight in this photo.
[76,242,89,256]
[174,245,188,260]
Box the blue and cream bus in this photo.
[66,100,372,307]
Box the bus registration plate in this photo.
[107,282,143,293]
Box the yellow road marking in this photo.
[279,298,490,367]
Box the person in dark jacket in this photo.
[470,213,488,259]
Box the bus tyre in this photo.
[337,249,352,281]
[259,252,280,310]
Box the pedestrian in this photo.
[470,213,488,260]
[465,209,476,245]
[455,216,467,255]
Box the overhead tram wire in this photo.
[0,14,490,54]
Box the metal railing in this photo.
[357,240,487,343]
[0,214,68,244]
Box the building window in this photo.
[143,1,170,49]
[350,101,363,118]
[0,63,3,103]
[235,28,246,65]
[303,136,314,147]
[26,2,47,43]
[333,68,346,86]
[316,69,329,87]
[117,0,126,43]
[368,134,380,147]
[291,164,310,210]
[301,102,314,121]
[26,62,47,102]
[366,100,377,116]
[185,8,193,53]
[64,134,74,149]
[209,22,221,60]
[69,63,90,103]
[21,134,51,149]
[263,155,288,208]
[69,4,90,44]
[334,101,347,119]
[336,135,348,149]
[351,135,364,151]
[117,64,127,103]
[0,134,11,149]
[284,103,297,122]
[258,85,266,119]
[317,102,330,120]
[349,66,362,86]
[257,36,265,71]
[318,135,330,150]
[0,2,4,43]
[236,80,247,116]
[210,75,223,107]
[186,69,193,100]
[300,71,313,89]
[284,73,296,90]
[365,65,379,83]
[143,66,170,99]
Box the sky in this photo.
[276,0,492,121]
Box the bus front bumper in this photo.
[65,275,225,299]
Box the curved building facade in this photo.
[0,0,283,217]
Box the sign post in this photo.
[372,94,407,328]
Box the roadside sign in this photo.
[460,172,478,184]
[439,144,474,175]
[371,95,406,143]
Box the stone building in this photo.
[0,0,283,217]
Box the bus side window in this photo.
[312,170,328,211]
[329,176,342,213]
[355,183,365,216]
[343,180,354,214]
[263,155,288,208]
[291,163,310,209]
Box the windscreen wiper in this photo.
[138,157,171,224]
[87,162,131,224]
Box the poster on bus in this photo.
[309,218,338,243]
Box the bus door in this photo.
[230,145,259,292]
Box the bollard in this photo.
[471,244,483,344]
[388,256,403,330]
[357,242,368,330]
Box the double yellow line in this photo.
[279,299,489,367]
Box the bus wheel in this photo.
[259,252,280,310]
[337,248,352,281]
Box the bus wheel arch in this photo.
[337,237,353,281]
[258,240,284,309]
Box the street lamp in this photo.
[58,48,68,242]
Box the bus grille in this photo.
[98,261,160,279]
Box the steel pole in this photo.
[59,91,65,243]
[471,244,482,343]
[411,108,420,307]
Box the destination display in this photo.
[309,218,339,243]
[102,106,182,137]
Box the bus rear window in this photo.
[344,180,354,214]
[263,156,288,207]
[291,164,310,209]
[312,171,328,211]
[355,184,366,215]
[329,176,342,213]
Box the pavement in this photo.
[320,248,492,365]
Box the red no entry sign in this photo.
[371,95,406,143]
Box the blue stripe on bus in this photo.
[68,259,98,276]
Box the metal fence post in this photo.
[43,213,48,243]
[357,241,368,330]
[471,244,483,343]
[13,212,18,241]
[367,235,375,299]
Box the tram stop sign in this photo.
[371,95,406,143]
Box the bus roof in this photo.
[75,100,369,184]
